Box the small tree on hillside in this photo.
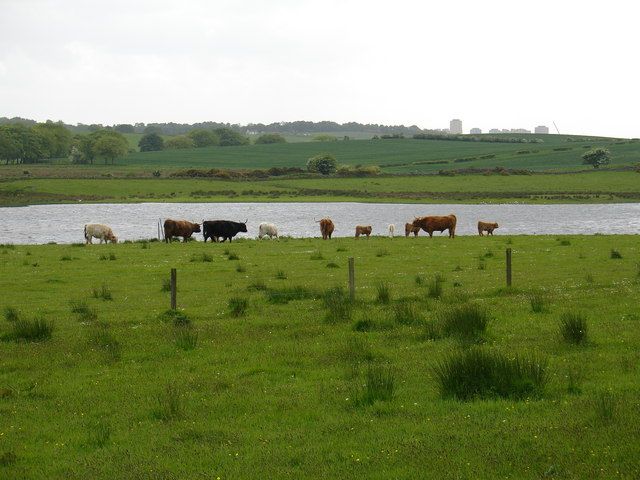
[93,133,129,164]
[582,148,611,169]
[139,132,164,152]
[255,133,286,144]
[307,153,337,175]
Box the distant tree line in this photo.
[0,120,129,164]
[412,133,543,144]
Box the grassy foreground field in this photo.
[2,171,640,206]
[1,236,639,479]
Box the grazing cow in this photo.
[316,218,335,240]
[478,221,499,236]
[405,222,420,237]
[202,220,247,243]
[388,224,395,238]
[412,214,457,238]
[163,219,201,243]
[84,224,117,244]
[355,225,372,239]
[258,222,278,239]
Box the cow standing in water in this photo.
[405,223,420,237]
[84,224,118,244]
[355,225,372,238]
[412,214,457,238]
[316,218,335,240]
[163,219,201,243]
[478,221,499,236]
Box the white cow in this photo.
[388,224,395,238]
[84,224,118,244]
[258,222,278,239]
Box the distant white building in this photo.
[449,119,462,135]
[489,128,500,134]
[470,128,482,134]
[535,125,549,134]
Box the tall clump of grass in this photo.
[438,303,490,340]
[70,300,98,322]
[323,286,352,323]
[87,420,111,448]
[560,311,588,345]
[529,293,548,313]
[153,383,183,421]
[228,297,248,317]
[433,348,548,400]
[175,327,198,351]
[355,363,395,406]
[310,250,324,260]
[427,274,445,299]
[190,253,213,263]
[3,306,19,323]
[392,301,423,326]
[376,282,391,304]
[158,309,191,327]
[247,279,267,291]
[275,270,287,280]
[10,317,53,342]
[592,391,617,424]
[610,249,622,259]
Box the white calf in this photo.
[388,224,395,238]
[84,224,118,244]
[258,222,278,239]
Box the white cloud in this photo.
[0,0,638,137]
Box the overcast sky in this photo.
[1,0,638,137]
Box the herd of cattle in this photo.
[83,216,500,244]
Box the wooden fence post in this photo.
[348,257,355,301]
[506,248,512,287]
[170,268,177,309]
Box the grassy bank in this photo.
[2,171,640,206]
[1,236,639,478]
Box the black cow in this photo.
[203,220,248,243]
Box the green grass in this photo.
[0,235,639,478]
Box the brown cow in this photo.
[163,219,201,243]
[478,221,499,236]
[316,218,334,240]
[412,214,457,238]
[405,222,420,237]
[355,225,372,238]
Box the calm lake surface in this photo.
[1,202,639,244]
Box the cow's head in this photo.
[239,219,248,233]
[108,234,118,244]
[192,223,201,233]
[494,223,499,228]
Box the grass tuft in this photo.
[375,248,389,258]
[438,303,490,340]
[355,363,395,406]
[376,282,391,304]
[70,300,97,322]
[275,270,287,280]
[153,383,183,421]
[10,317,53,342]
[610,249,622,259]
[265,286,315,304]
[247,279,267,291]
[236,264,246,273]
[326,262,339,269]
[560,311,588,345]
[392,301,424,325]
[92,285,113,301]
[175,327,198,351]
[415,274,425,286]
[228,297,248,317]
[227,253,239,261]
[88,323,121,362]
[159,309,191,327]
[191,253,213,263]
[529,293,548,313]
[592,391,617,423]
[427,273,445,299]
[60,255,73,261]
[87,420,111,448]
[3,306,19,323]
[323,286,352,323]
[99,253,116,261]
[310,250,324,260]
[433,348,548,400]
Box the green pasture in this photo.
[0,236,639,478]
[2,171,640,206]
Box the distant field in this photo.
[116,135,640,174]
[2,171,640,206]
[0,236,639,478]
